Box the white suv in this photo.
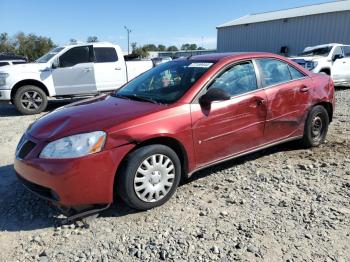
[292,43,350,86]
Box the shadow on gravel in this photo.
[0,99,81,117]
[185,140,302,184]
[0,140,305,231]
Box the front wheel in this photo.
[301,105,329,147]
[13,85,48,115]
[117,145,181,210]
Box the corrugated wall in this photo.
[217,10,350,55]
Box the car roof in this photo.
[188,52,276,62]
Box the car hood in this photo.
[0,62,48,74]
[27,95,165,141]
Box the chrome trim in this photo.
[188,135,302,176]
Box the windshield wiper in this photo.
[114,93,160,104]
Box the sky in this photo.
[0,0,333,51]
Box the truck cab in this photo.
[291,43,350,86]
[0,43,153,115]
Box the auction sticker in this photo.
[188,63,213,68]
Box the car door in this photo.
[191,60,268,167]
[52,45,96,96]
[332,46,350,85]
[256,58,312,143]
[93,47,127,91]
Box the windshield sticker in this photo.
[188,63,213,68]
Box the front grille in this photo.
[17,140,36,159]
[16,174,59,201]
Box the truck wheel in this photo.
[301,105,329,148]
[13,85,48,115]
[118,145,181,211]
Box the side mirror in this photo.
[52,58,60,69]
[332,54,344,62]
[199,88,230,108]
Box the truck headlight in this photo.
[307,61,318,70]
[0,73,9,86]
[40,131,106,159]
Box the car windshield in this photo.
[35,47,64,63]
[114,60,214,104]
[300,46,332,57]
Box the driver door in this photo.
[191,61,268,167]
[52,45,96,96]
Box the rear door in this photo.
[256,58,312,143]
[332,46,350,85]
[52,45,96,96]
[191,60,268,167]
[93,47,127,91]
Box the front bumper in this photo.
[14,134,134,207]
[0,89,11,101]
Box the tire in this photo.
[301,105,329,147]
[117,144,181,211]
[13,85,48,115]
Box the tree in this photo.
[157,44,166,51]
[197,46,205,50]
[0,32,15,53]
[131,42,137,53]
[167,45,178,51]
[87,36,98,43]
[70,38,77,44]
[181,43,198,51]
[143,44,158,52]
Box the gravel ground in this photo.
[0,90,349,262]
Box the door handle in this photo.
[83,68,92,72]
[299,85,309,92]
[250,98,265,108]
[115,67,122,70]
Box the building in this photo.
[148,49,216,59]
[216,0,350,55]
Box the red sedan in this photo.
[15,53,335,213]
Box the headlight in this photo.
[40,131,106,159]
[306,61,318,70]
[0,73,9,86]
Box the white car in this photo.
[0,60,27,67]
[291,43,350,87]
[0,43,153,114]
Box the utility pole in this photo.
[124,26,131,54]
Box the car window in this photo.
[59,46,92,67]
[343,46,350,57]
[0,62,9,67]
[257,59,292,87]
[94,47,118,63]
[333,46,344,58]
[288,66,305,80]
[209,61,258,96]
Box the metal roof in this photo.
[217,0,350,28]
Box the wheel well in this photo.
[315,102,333,122]
[319,68,331,75]
[11,80,49,101]
[114,137,189,193]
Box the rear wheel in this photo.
[118,145,181,210]
[302,105,329,147]
[13,85,48,115]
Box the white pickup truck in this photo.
[0,43,153,114]
[291,43,350,87]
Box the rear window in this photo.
[94,47,118,63]
[0,62,9,67]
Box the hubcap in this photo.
[21,91,42,110]
[134,154,175,202]
[311,114,323,141]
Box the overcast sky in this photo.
[0,0,332,51]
